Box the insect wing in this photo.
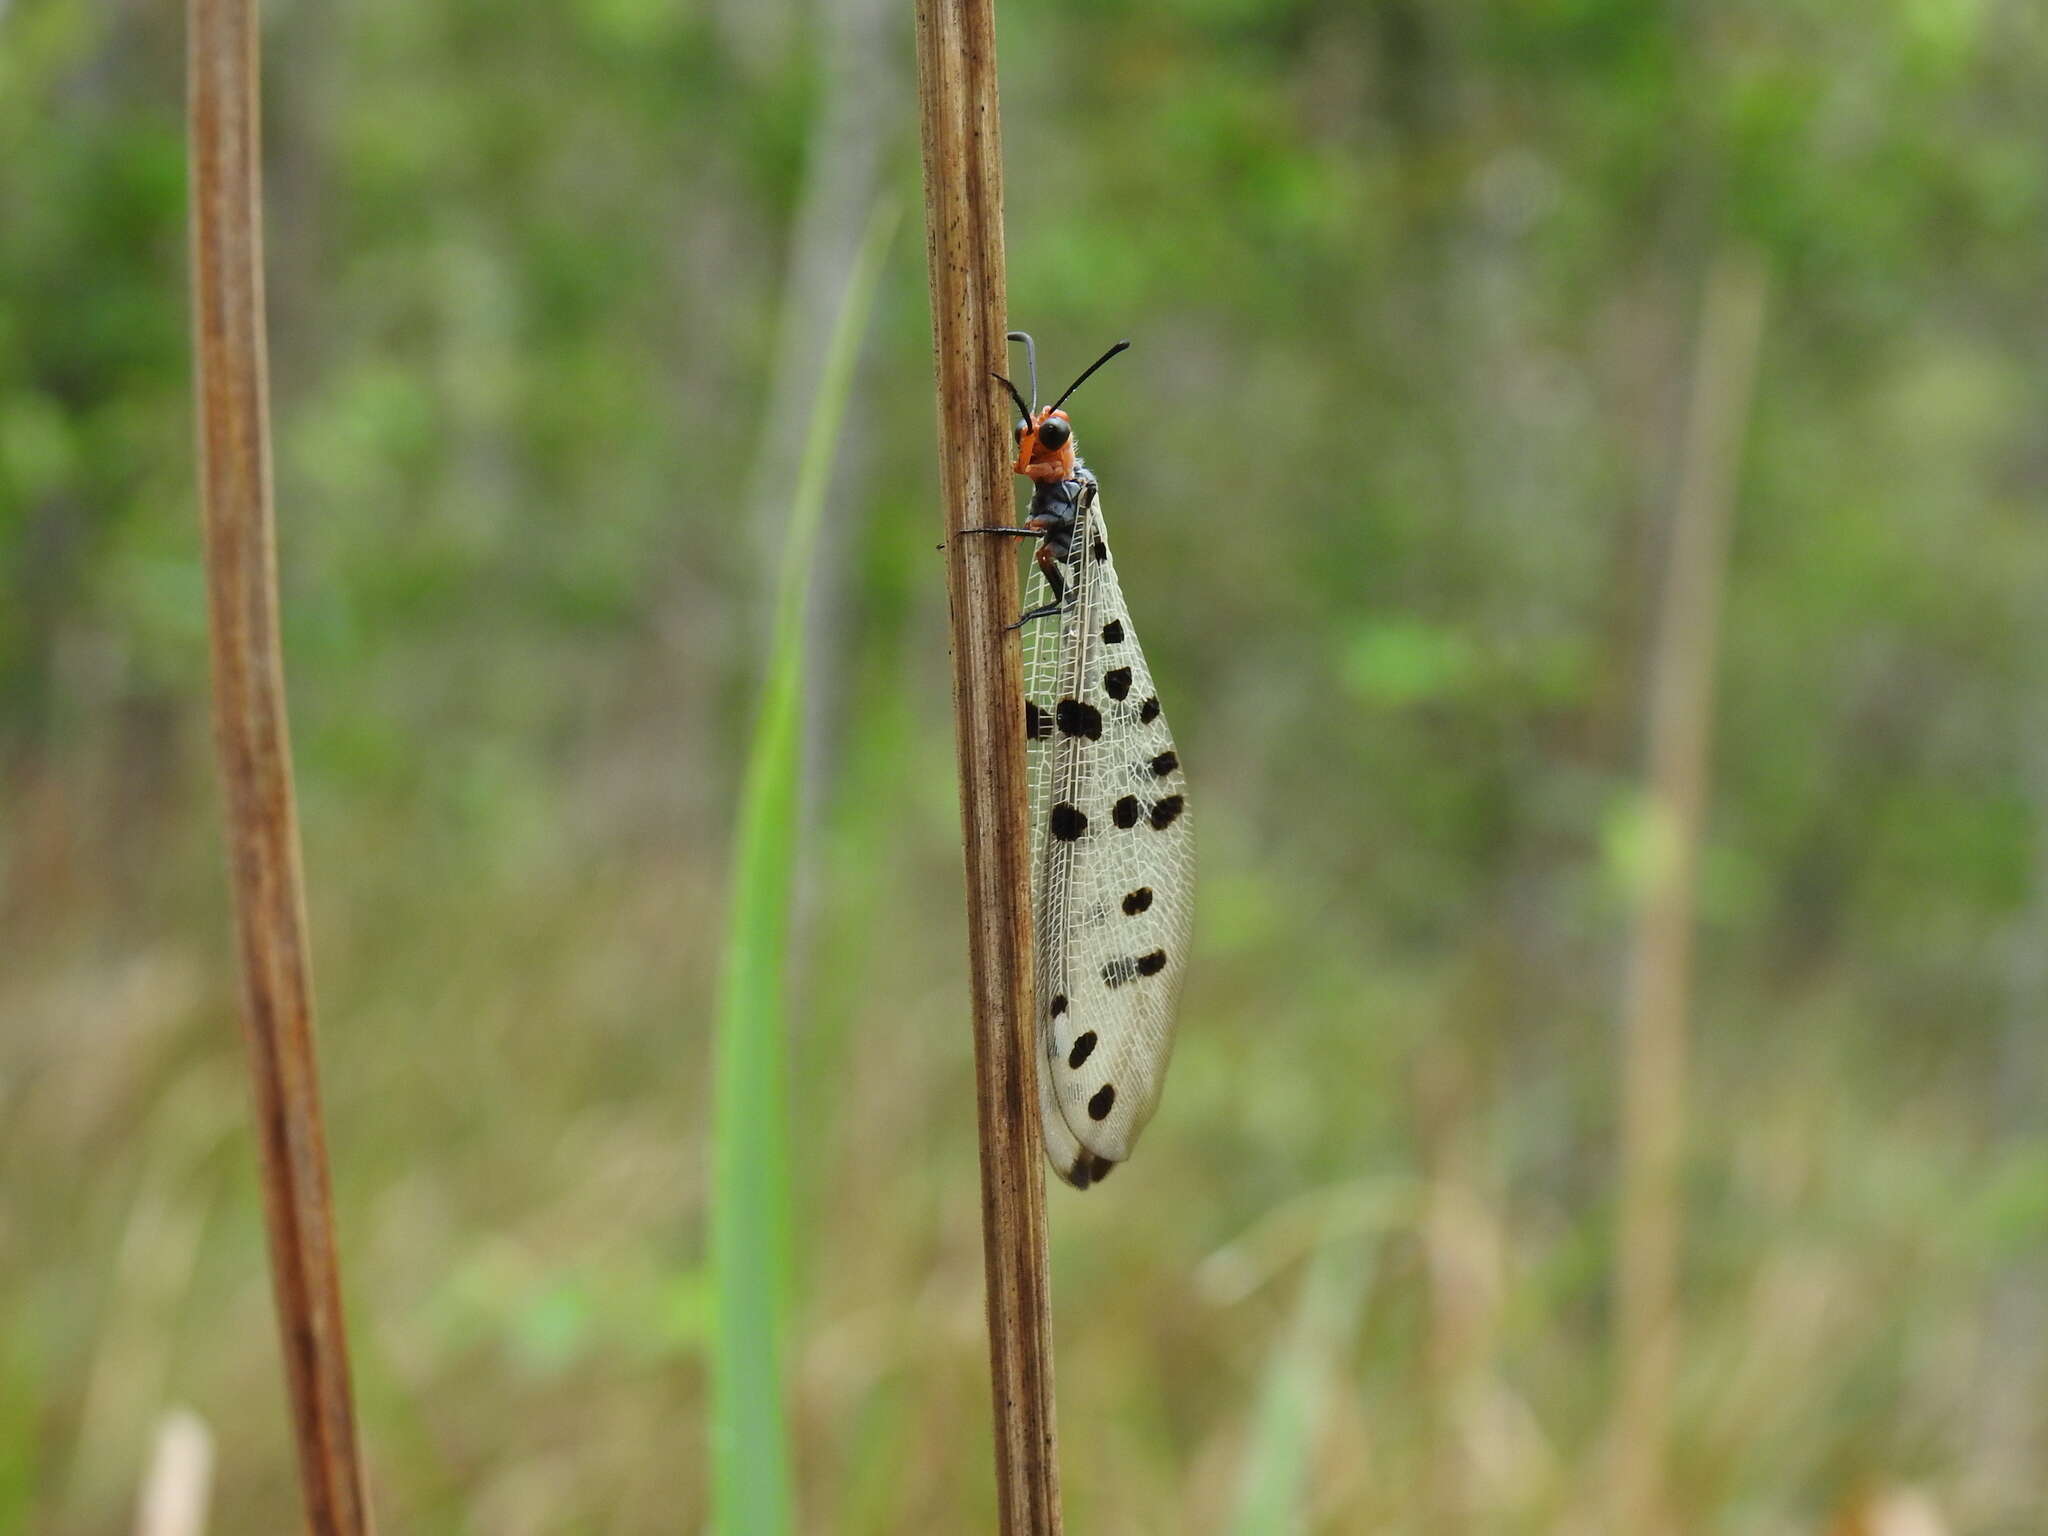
[1024,493,1192,1187]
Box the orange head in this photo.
[1013,408,1076,483]
[994,333,1131,486]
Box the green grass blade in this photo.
[1230,1222,1375,1536]
[710,198,898,1536]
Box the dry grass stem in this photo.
[187,0,371,1527]
[913,0,1063,1529]
[1611,246,1769,1535]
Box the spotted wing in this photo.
[1023,487,1193,1188]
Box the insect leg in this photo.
[942,525,1041,552]
[951,518,1070,626]
[1010,544,1068,628]
[1035,544,1068,605]
[1011,475,1087,625]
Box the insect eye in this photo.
[1034,417,1071,450]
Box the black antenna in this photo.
[1006,330,1039,413]
[1049,339,1131,415]
[992,372,1032,428]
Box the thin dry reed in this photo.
[187,0,371,1527]
[913,0,1064,1529]
[1611,247,1769,1534]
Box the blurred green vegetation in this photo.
[3,0,2046,1530]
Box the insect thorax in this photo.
[1028,467,1095,567]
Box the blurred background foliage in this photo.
[3,0,2046,1529]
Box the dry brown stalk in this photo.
[1610,245,1768,1536]
[187,0,372,1528]
[913,0,1064,1530]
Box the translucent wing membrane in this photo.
[1024,489,1193,1188]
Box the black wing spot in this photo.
[1101,619,1124,644]
[1049,994,1067,1018]
[1025,700,1052,740]
[1149,794,1185,830]
[1087,1155,1114,1183]
[1056,698,1103,740]
[1111,795,1140,829]
[1102,955,1138,989]
[1104,667,1133,700]
[1070,1154,1098,1188]
[1139,696,1161,724]
[1088,1083,1116,1120]
[1067,1031,1098,1069]
[1136,948,1168,977]
[1050,803,1088,841]
[1091,537,1109,563]
[1122,887,1154,916]
[1149,750,1179,777]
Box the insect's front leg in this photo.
[1012,477,1089,627]
[1011,544,1069,629]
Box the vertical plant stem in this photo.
[710,200,895,1536]
[133,1411,216,1536]
[1230,1224,1374,1536]
[912,2,1063,1532]
[1416,1038,1496,1535]
[186,1,371,1531]
[1610,246,1767,1536]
